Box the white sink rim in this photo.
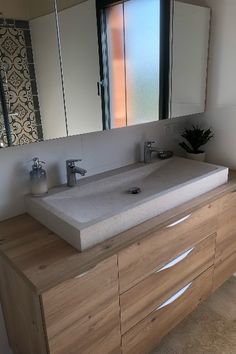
[25,157,229,251]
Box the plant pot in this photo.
[186,152,206,162]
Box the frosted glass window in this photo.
[124,0,160,125]
[104,0,161,127]
[106,4,126,129]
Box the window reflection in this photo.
[106,4,126,128]
[103,0,161,128]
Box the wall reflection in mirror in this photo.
[0,0,211,149]
[0,0,65,148]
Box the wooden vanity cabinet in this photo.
[120,234,216,334]
[0,255,121,354]
[122,267,213,354]
[213,191,236,290]
[0,257,48,354]
[1,181,236,354]
[118,202,218,294]
[41,256,121,354]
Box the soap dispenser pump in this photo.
[30,157,48,196]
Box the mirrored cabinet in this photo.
[0,0,211,149]
[56,0,103,136]
[171,1,210,118]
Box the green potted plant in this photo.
[179,125,214,162]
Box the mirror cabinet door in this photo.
[56,0,171,133]
[56,0,210,134]
[0,0,67,149]
[170,1,211,118]
[56,0,103,136]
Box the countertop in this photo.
[1,171,236,295]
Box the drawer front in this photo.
[213,252,236,291]
[215,192,236,264]
[119,202,218,293]
[42,256,121,354]
[122,267,213,354]
[0,257,48,354]
[120,234,215,334]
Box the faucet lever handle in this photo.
[66,159,82,167]
[145,141,157,147]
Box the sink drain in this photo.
[128,187,142,195]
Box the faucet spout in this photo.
[73,166,87,176]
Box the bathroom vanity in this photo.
[1,171,236,354]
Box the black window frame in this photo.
[0,75,12,147]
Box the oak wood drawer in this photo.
[0,257,47,354]
[122,267,213,354]
[118,202,218,293]
[215,192,236,264]
[120,234,215,334]
[213,251,236,291]
[41,256,121,354]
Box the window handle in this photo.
[97,80,104,96]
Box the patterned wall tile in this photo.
[0,20,43,146]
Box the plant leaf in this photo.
[180,125,213,153]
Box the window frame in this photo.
[0,75,12,146]
[96,0,171,129]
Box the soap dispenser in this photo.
[29,157,48,196]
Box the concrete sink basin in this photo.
[25,157,228,251]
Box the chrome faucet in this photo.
[144,141,158,163]
[66,159,87,187]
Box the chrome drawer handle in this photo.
[155,283,192,311]
[166,214,192,228]
[75,271,90,279]
[155,247,194,273]
[74,264,97,279]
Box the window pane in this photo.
[124,0,160,125]
[106,4,126,128]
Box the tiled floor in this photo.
[151,277,236,354]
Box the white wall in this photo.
[29,0,86,19]
[171,2,210,117]
[30,14,67,140]
[30,0,104,139]
[0,0,29,20]
[191,0,236,168]
[58,0,103,135]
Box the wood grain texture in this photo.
[120,234,216,334]
[0,257,48,354]
[0,173,235,294]
[118,203,218,293]
[214,191,236,263]
[152,277,236,354]
[212,191,236,291]
[42,256,121,354]
[122,268,214,354]
[0,174,235,354]
[213,252,236,291]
